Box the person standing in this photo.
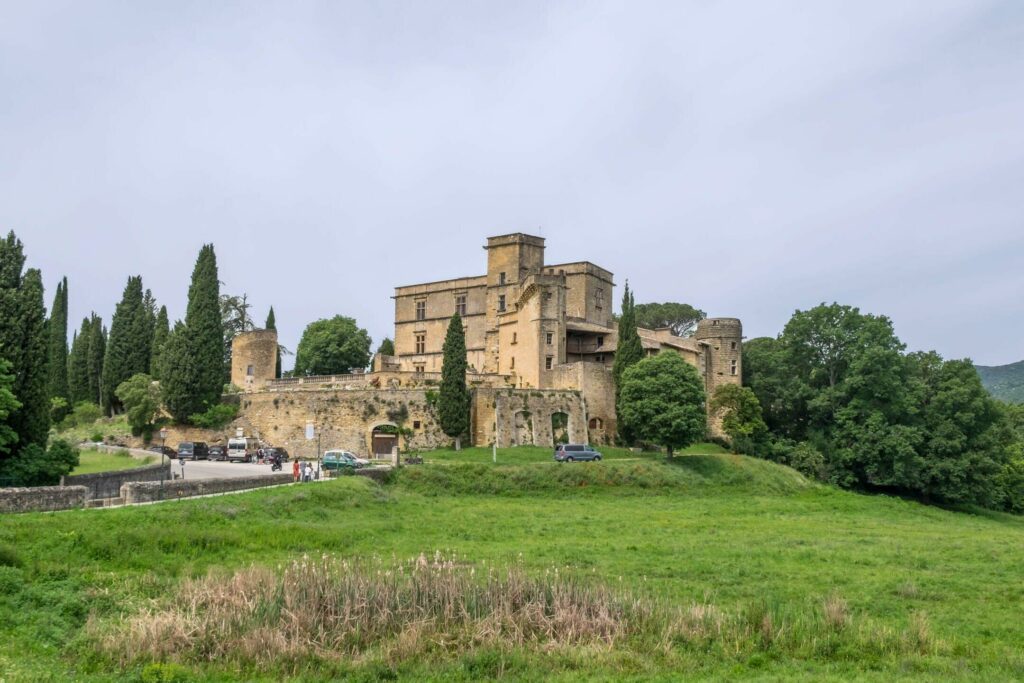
[292,459,300,483]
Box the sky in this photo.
[2,1,1022,368]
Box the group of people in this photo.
[292,459,317,483]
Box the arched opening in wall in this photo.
[513,411,534,446]
[370,423,398,457]
[551,412,570,446]
[588,417,605,445]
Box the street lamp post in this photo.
[159,427,168,484]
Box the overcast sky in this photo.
[2,1,1022,368]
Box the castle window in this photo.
[731,341,737,351]
[545,356,553,370]
[597,335,604,348]
[498,295,506,312]
[595,288,604,310]
[730,360,737,375]
[415,334,425,354]
[510,357,515,370]
[499,272,506,285]
[414,363,425,374]
[455,294,467,316]
[246,364,254,376]
[595,354,604,363]
[415,300,425,321]
[546,332,553,345]
[511,332,517,344]
[413,420,421,429]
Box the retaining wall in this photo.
[62,462,172,500]
[121,473,295,504]
[0,486,88,513]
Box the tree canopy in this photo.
[184,245,224,411]
[115,373,162,439]
[438,314,470,449]
[46,276,69,419]
[101,276,150,414]
[293,316,371,376]
[612,282,644,444]
[633,302,706,337]
[619,352,706,456]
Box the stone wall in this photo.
[62,462,171,500]
[231,329,279,391]
[472,387,586,448]
[121,473,295,504]
[0,486,88,513]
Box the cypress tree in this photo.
[161,321,196,423]
[68,318,91,403]
[86,316,106,405]
[101,276,148,414]
[266,306,281,379]
[141,288,157,370]
[11,269,50,453]
[613,282,644,444]
[0,232,27,386]
[47,276,70,417]
[186,245,223,412]
[150,305,169,380]
[438,313,471,450]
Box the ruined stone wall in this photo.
[550,361,616,445]
[62,461,172,500]
[472,387,585,448]
[231,329,278,391]
[122,474,294,504]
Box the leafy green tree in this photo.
[0,357,21,458]
[3,440,79,487]
[709,384,768,455]
[115,373,162,439]
[160,321,196,423]
[438,314,470,450]
[221,292,253,380]
[633,302,706,337]
[619,352,706,457]
[293,316,371,376]
[265,306,282,378]
[150,305,169,380]
[189,403,239,429]
[377,338,395,356]
[101,276,150,414]
[47,276,69,419]
[612,282,644,443]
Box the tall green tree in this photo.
[619,352,706,457]
[221,292,254,381]
[633,302,706,337]
[438,313,470,450]
[141,288,157,370]
[293,316,371,376]
[115,373,162,439]
[67,319,90,403]
[0,358,21,459]
[265,306,282,378]
[150,305,169,380]
[86,315,106,405]
[709,384,769,455]
[160,321,197,423]
[612,282,644,444]
[101,276,149,414]
[46,276,69,418]
[185,245,224,411]
[377,338,395,356]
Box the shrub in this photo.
[90,432,104,443]
[189,403,239,429]
[0,440,79,486]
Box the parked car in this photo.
[322,450,362,471]
[177,441,209,461]
[148,445,177,458]
[554,444,602,462]
[208,445,226,461]
[262,447,289,462]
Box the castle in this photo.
[229,233,742,457]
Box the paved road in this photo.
[171,459,287,480]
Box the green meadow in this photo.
[1,447,1022,681]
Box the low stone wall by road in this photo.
[121,473,295,504]
[62,462,172,500]
[0,486,88,513]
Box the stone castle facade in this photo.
[229,233,742,457]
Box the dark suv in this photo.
[554,444,602,462]
[177,441,209,461]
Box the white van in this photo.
[227,437,259,463]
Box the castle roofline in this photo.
[484,233,545,249]
[393,274,486,294]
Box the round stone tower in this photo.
[695,318,743,436]
[231,329,278,392]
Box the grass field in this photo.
[1,448,1022,681]
[69,448,156,476]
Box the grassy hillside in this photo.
[976,360,1024,403]
[1,450,1022,680]
[69,448,155,475]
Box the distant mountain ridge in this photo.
[975,360,1024,404]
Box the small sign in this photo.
[235,427,244,438]
[305,422,315,440]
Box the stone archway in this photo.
[588,417,605,445]
[513,410,534,446]
[368,422,399,457]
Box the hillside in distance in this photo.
[976,360,1024,403]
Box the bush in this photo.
[90,432,104,443]
[0,440,79,486]
[189,403,239,429]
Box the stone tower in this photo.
[695,318,743,435]
[482,233,546,373]
[231,329,278,392]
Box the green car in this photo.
[322,450,361,471]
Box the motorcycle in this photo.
[270,457,282,472]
